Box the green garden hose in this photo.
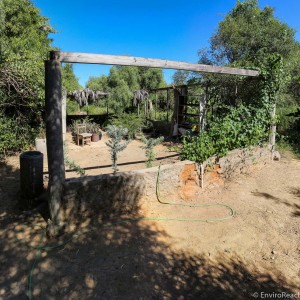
[23,164,235,299]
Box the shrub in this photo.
[181,131,215,164]
[181,105,269,164]
[109,113,144,139]
[0,114,34,157]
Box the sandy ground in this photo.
[0,146,299,299]
[61,132,179,178]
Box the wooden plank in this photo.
[54,51,259,77]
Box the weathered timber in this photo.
[53,51,259,77]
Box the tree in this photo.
[107,67,133,114]
[86,75,108,92]
[194,0,300,111]
[62,63,82,93]
[200,0,297,66]
[85,66,166,114]
[0,0,55,155]
[138,67,166,90]
[172,70,192,85]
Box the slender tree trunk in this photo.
[45,56,65,235]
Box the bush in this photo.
[181,105,269,164]
[109,113,145,139]
[0,114,34,157]
[181,131,215,164]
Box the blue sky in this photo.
[34,0,300,87]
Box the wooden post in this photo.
[170,88,180,136]
[269,103,276,147]
[155,91,157,120]
[62,90,67,141]
[45,54,65,234]
[166,89,169,122]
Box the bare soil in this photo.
[0,142,300,299]
[64,131,179,178]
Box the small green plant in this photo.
[109,113,145,139]
[87,122,100,134]
[64,143,85,176]
[141,136,164,167]
[181,131,215,164]
[105,125,130,174]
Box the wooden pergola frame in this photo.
[45,51,259,228]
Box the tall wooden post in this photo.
[170,88,180,136]
[45,52,65,233]
[62,90,67,141]
[269,103,276,147]
[155,91,157,120]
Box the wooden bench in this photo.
[76,124,92,146]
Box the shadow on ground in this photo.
[0,159,299,299]
[252,191,300,218]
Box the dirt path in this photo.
[0,151,299,299]
[64,132,179,178]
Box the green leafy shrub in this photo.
[109,113,145,139]
[66,99,79,115]
[181,105,269,164]
[69,117,96,136]
[181,131,215,164]
[208,105,268,157]
[0,114,34,157]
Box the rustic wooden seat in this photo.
[76,124,92,146]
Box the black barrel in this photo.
[20,151,44,208]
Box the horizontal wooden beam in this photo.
[53,51,259,77]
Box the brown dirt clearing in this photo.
[0,148,300,299]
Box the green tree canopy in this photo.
[62,63,82,93]
[86,75,108,92]
[191,0,300,110]
[201,0,297,66]
[85,66,166,114]
[0,0,55,155]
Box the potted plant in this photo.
[88,122,100,142]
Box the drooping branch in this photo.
[69,88,109,108]
[0,65,37,99]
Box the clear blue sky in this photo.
[34,0,300,87]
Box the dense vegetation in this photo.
[0,0,55,156]
[1,0,299,161]
[83,66,166,115]
[178,0,300,162]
